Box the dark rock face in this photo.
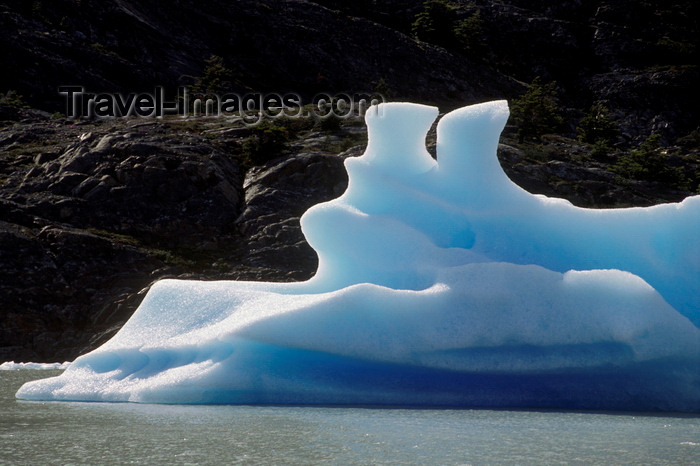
[0,116,249,360]
[588,67,700,144]
[237,147,352,280]
[5,120,243,246]
[0,222,159,361]
[0,0,520,112]
[2,0,698,144]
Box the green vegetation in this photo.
[613,134,685,186]
[510,77,563,142]
[577,104,619,159]
[275,111,317,134]
[88,228,227,269]
[412,1,486,57]
[454,10,486,57]
[412,1,456,47]
[677,128,700,150]
[240,120,291,166]
[191,55,233,99]
[589,139,613,160]
[1,90,29,109]
[641,0,699,66]
[87,228,141,248]
[317,113,342,132]
[321,132,367,154]
[577,104,619,145]
[372,77,392,101]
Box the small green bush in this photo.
[613,134,685,185]
[1,90,29,109]
[454,10,485,57]
[191,55,233,98]
[677,128,700,149]
[275,114,316,135]
[578,104,619,145]
[317,114,342,132]
[412,1,456,47]
[241,120,290,166]
[590,139,613,160]
[510,77,563,142]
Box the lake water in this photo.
[2,369,698,465]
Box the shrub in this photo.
[590,139,613,160]
[1,90,29,109]
[372,77,392,101]
[613,134,684,185]
[454,10,485,57]
[275,114,316,135]
[241,120,290,166]
[412,1,456,47]
[191,55,232,98]
[317,114,342,132]
[510,77,563,142]
[577,104,619,145]
[677,127,700,149]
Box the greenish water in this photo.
[2,370,698,465]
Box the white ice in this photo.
[17,101,700,411]
[1,361,71,370]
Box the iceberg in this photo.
[17,101,700,411]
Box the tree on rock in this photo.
[412,1,456,48]
[511,77,563,142]
[578,104,618,145]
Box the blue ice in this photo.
[17,101,700,411]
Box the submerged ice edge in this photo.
[16,101,700,411]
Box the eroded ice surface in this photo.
[17,101,700,411]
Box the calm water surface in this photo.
[2,370,698,465]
